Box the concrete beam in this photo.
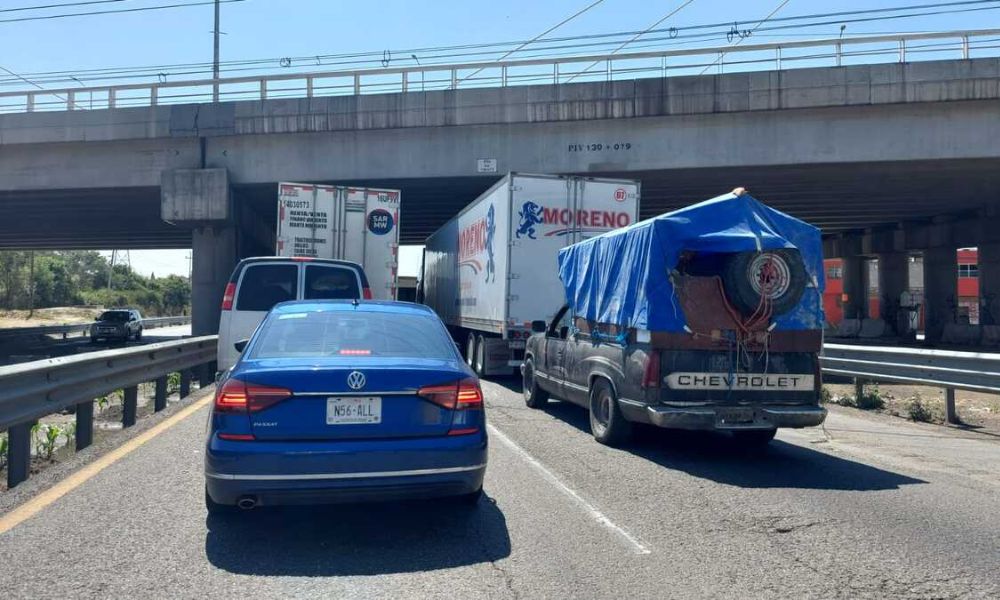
[161,168,231,224]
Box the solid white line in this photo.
[487,424,651,555]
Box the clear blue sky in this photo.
[3,0,996,276]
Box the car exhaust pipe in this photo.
[237,496,257,510]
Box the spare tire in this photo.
[722,249,808,317]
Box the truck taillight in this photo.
[642,350,661,389]
[221,282,236,310]
[363,287,373,299]
[214,378,292,413]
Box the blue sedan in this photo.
[204,300,487,513]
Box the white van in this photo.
[216,257,371,373]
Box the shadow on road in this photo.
[493,377,925,492]
[204,494,510,576]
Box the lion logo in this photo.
[516,201,544,239]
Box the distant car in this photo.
[204,300,488,513]
[90,309,143,343]
[217,257,372,373]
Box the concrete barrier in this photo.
[942,323,983,346]
[858,319,889,339]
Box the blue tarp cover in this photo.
[557,192,825,332]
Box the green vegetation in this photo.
[829,383,886,410]
[0,250,189,316]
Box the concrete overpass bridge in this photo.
[2,30,1000,340]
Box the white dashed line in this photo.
[487,423,651,555]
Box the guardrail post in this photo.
[151,86,158,106]
[260,80,267,100]
[945,388,959,424]
[7,420,35,489]
[26,93,35,112]
[307,76,314,97]
[76,401,94,451]
[854,377,865,403]
[154,376,168,412]
[836,42,842,67]
[108,89,116,109]
[122,386,138,428]
[776,47,782,70]
[68,90,76,111]
[180,370,192,399]
[962,35,970,59]
[354,73,361,95]
[899,39,906,63]
[199,363,214,387]
[451,68,458,90]
[501,65,508,87]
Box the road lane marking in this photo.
[0,392,212,536]
[487,423,651,555]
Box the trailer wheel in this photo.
[722,249,807,317]
[466,332,477,368]
[474,334,487,376]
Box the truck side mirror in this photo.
[531,320,547,333]
[234,339,250,353]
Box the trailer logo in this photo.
[367,209,394,235]
[458,203,496,282]
[614,188,627,202]
[516,201,544,240]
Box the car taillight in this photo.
[363,287,373,300]
[214,378,292,413]
[418,377,483,410]
[642,350,661,389]
[221,282,236,310]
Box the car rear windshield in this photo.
[250,310,456,360]
[98,311,129,322]
[304,265,360,300]
[236,264,297,311]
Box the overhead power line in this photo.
[1,0,998,88]
[458,0,608,84]
[700,0,793,75]
[566,0,697,83]
[0,1,129,13]
[0,0,246,24]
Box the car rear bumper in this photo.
[205,432,487,506]
[620,401,827,431]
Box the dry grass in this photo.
[826,382,1000,433]
[0,306,103,329]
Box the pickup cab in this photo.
[521,304,827,447]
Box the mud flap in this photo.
[482,337,514,376]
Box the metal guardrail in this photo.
[1,29,999,113]
[0,315,191,341]
[821,343,1000,424]
[0,335,217,488]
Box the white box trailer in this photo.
[276,182,400,299]
[423,173,640,376]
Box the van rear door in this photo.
[221,262,297,370]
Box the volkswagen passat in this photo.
[204,300,487,513]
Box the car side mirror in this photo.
[94,316,101,321]
[531,320,547,333]
[234,339,249,353]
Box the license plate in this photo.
[716,408,755,426]
[326,397,381,425]
[509,340,526,350]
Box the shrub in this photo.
[906,395,935,423]
[855,383,886,410]
[0,434,7,470]
[34,424,63,461]
[819,387,833,404]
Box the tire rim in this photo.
[592,388,611,431]
[466,335,475,367]
[476,338,485,373]
[523,363,533,400]
[748,252,791,300]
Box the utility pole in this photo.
[212,0,221,102]
[27,251,35,318]
[107,250,116,291]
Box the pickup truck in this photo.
[521,304,827,447]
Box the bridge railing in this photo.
[0,336,217,488]
[1,29,999,113]
[821,343,1000,425]
[0,315,191,342]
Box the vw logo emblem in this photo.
[347,371,366,390]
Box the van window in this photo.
[304,265,360,300]
[236,264,297,311]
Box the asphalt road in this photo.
[0,324,192,364]
[1,378,998,599]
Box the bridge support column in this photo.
[878,252,909,333]
[978,242,1000,326]
[161,168,237,337]
[923,246,957,344]
[841,256,868,320]
[191,225,236,336]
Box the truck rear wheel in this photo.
[466,332,477,368]
[589,378,632,447]
[522,359,549,408]
[474,334,487,376]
